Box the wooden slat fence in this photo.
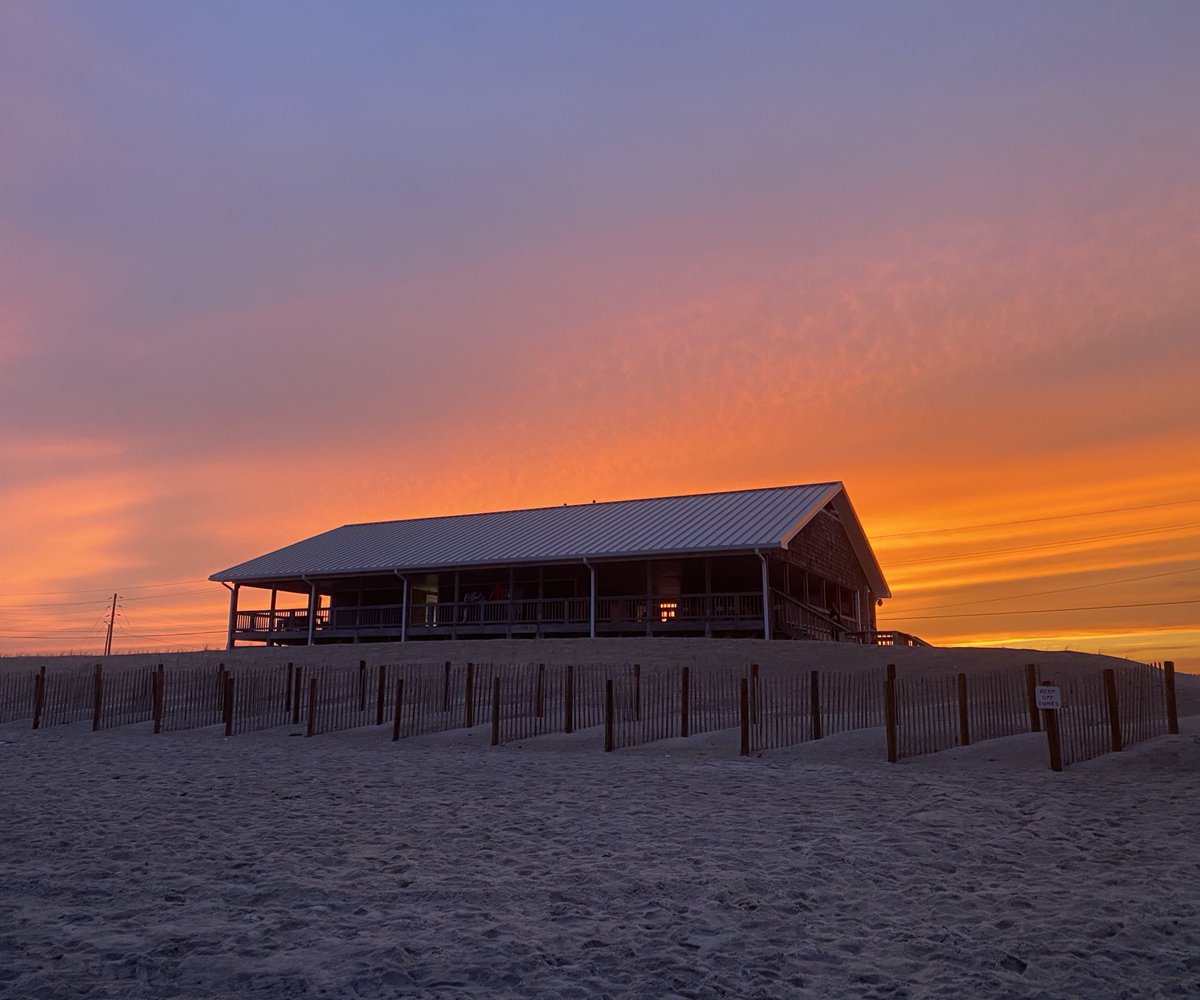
[39,664,102,728]
[1114,663,1168,748]
[966,667,1035,743]
[610,665,749,750]
[894,673,959,759]
[493,663,560,743]
[819,669,886,737]
[496,663,619,744]
[228,663,297,734]
[894,667,1036,761]
[610,666,682,750]
[1052,672,1111,768]
[748,669,885,753]
[688,666,745,736]
[0,668,37,724]
[96,665,157,729]
[159,665,226,732]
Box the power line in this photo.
[123,589,220,604]
[897,565,1200,613]
[0,598,113,611]
[874,497,1200,540]
[885,520,1200,568]
[0,578,210,599]
[895,598,1200,621]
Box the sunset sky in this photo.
[2,2,1197,671]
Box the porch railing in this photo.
[234,591,766,637]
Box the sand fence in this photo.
[884,661,1177,770]
[0,654,1182,772]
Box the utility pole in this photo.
[103,592,118,657]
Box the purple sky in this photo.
[2,2,1198,664]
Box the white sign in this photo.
[1036,684,1062,711]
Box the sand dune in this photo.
[2,642,1197,999]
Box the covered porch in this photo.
[223,552,866,646]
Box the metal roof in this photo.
[210,482,890,596]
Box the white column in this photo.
[586,560,596,639]
[267,588,277,647]
[758,552,771,641]
[225,583,240,650]
[400,575,408,643]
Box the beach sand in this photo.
[1,642,1197,999]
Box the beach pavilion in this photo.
[210,482,893,648]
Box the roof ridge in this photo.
[339,482,840,530]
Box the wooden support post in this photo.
[604,678,614,752]
[1043,694,1063,772]
[491,676,502,747]
[223,674,235,738]
[391,678,405,742]
[358,660,367,713]
[92,663,104,731]
[739,678,750,757]
[1025,663,1041,732]
[1103,668,1122,752]
[565,664,575,734]
[633,663,641,722]
[680,666,691,738]
[292,667,303,725]
[32,666,46,730]
[153,664,164,735]
[535,663,545,719]
[957,672,970,747]
[376,664,387,726]
[884,663,897,763]
[465,662,476,728]
[1164,661,1179,735]
[809,670,821,740]
[306,677,318,738]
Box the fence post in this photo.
[491,677,502,747]
[1103,668,1122,752]
[1164,661,1179,735]
[884,663,897,763]
[391,677,405,742]
[633,663,641,722]
[809,670,822,740]
[153,664,165,735]
[565,664,575,734]
[91,664,104,731]
[465,662,476,728]
[1043,708,1063,772]
[358,660,367,713]
[1025,663,1041,732]
[535,663,545,718]
[957,672,970,747]
[750,663,759,726]
[306,677,318,738]
[376,664,387,726]
[680,666,690,738]
[223,674,235,738]
[604,678,614,753]
[32,666,46,730]
[443,661,451,712]
[1040,679,1063,772]
[739,678,750,757]
[285,662,294,713]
